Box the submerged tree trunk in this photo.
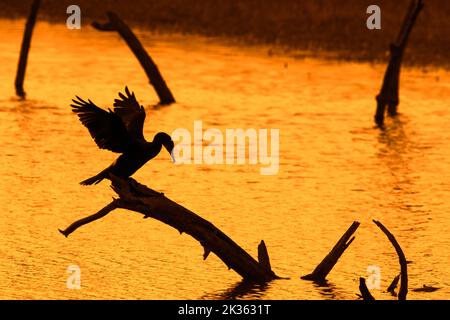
[59,176,277,282]
[15,0,40,98]
[374,0,424,127]
[92,12,175,105]
[301,221,360,282]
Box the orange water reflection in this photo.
[0,20,449,299]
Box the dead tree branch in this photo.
[92,11,175,105]
[15,0,40,98]
[59,201,119,237]
[59,176,278,282]
[373,220,408,300]
[301,221,360,282]
[374,0,424,127]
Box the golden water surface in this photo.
[0,19,449,299]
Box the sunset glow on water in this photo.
[0,19,449,300]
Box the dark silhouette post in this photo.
[59,176,278,282]
[92,12,175,105]
[374,0,424,127]
[15,0,41,98]
[301,221,360,282]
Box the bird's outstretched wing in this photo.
[113,87,146,142]
[71,96,132,153]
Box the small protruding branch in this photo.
[373,220,408,300]
[200,240,211,260]
[359,277,375,300]
[91,21,115,31]
[203,246,211,260]
[301,221,360,282]
[257,240,272,272]
[92,11,175,105]
[15,0,41,98]
[387,273,401,296]
[59,201,119,237]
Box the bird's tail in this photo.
[80,171,108,186]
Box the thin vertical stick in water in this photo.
[15,0,41,98]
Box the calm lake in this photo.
[0,19,449,299]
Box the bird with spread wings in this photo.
[71,87,175,185]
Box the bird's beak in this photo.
[170,151,176,163]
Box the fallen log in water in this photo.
[301,221,360,282]
[59,176,278,282]
[374,0,424,127]
[15,0,40,98]
[92,12,175,105]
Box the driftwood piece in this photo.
[15,0,40,98]
[411,285,440,293]
[301,221,360,282]
[59,176,277,282]
[359,277,375,300]
[387,273,400,296]
[92,12,175,105]
[373,220,408,300]
[374,0,424,127]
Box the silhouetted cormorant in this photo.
[71,87,175,185]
